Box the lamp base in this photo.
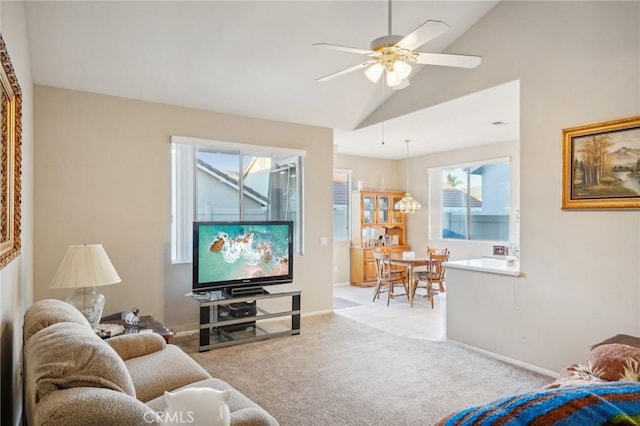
[66,287,105,331]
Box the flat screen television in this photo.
[192,220,293,295]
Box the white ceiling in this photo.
[23,1,517,159]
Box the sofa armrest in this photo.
[106,332,166,360]
[35,387,160,425]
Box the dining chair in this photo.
[413,247,449,280]
[413,251,450,308]
[427,246,450,256]
[372,248,409,306]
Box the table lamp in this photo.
[49,244,121,331]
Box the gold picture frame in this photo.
[0,33,21,268]
[562,115,640,210]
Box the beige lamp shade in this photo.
[50,244,121,289]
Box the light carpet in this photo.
[173,313,552,426]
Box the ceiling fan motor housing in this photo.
[370,35,414,73]
[370,35,403,50]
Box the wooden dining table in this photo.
[384,253,431,307]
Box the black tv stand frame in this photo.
[191,287,301,351]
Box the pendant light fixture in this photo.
[395,139,421,213]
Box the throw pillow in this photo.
[25,321,136,401]
[588,343,640,381]
[163,387,231,426]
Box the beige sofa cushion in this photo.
[25,321,136,402]
[107,332,166,360]
[24,299,91,340]
[126,344,211,402]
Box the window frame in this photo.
[428,157,512,243]
[171,136,306,263]
[333,169,352,241]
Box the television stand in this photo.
[189,287,301,351]
[223,286,266,297]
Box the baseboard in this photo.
[446,339,559,378]
[173,329,199,339]
[304,309,334,316]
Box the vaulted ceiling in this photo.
[24,1,517,159]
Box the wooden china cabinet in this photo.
[350,190,409,287]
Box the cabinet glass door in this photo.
[362,195,375,224]
[391,196,404,224]
[377,195,389,224]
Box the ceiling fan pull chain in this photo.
[381,85,385,145]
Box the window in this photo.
[171,138,304,263]
[430,159,510,241]
[333,170,351,240]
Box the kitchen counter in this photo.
[444,257,521,277]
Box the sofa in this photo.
[438,336,640,425]
[24,299,278,426]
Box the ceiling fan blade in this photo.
[316,61,376,82]
[312,43,375,56]
[414,52,482,69]
[395,20,450,51]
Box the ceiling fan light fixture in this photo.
[365,63,384,83]
[386,70,403,87]
[392,60,412,80]
[385,60,411,87]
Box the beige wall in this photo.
[34,86,334,332]
[334,153,403,193]
[0,2,34,425]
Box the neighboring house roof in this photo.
[443,187,482,208]
[197,159,269,206]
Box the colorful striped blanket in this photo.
[438,382,640,425]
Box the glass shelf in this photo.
[191,288,301,351]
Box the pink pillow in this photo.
[588,343,640,381]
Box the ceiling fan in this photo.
[313,0,482,90]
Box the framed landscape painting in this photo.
[562,116,640,209]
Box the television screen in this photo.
[193,220,293,293]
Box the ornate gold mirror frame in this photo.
[0,33,21,268]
